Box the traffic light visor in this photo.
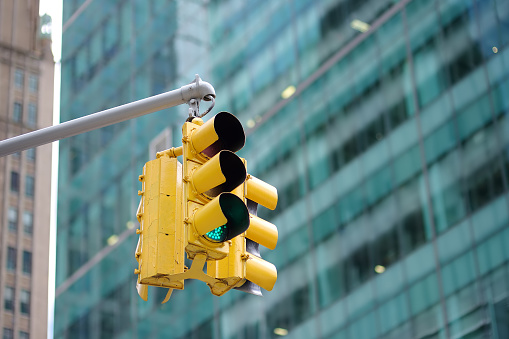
[192,150,246,198]
[245,255,277,291]
[246,215,278,250]
[246,176,278,210]
[191,112,245,158]
[194,193,250,242]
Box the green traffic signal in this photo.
[205,225,228,242]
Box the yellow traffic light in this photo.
[134,156,185,301]
[182,112,250,261]
[207,165,279,295]
[134,110,279,301]
[240,174,278,293]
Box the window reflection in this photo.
[401,203,427,253]
[413,35,447,108]
[345,244,371,292]
[373,229,400,269]
[317,262,345,308]
[467,156,505,211]
[266,284,312,338]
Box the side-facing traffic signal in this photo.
[207,164,279,295]
[134,155,185,300]
[241,174,278,294]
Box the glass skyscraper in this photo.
[55,0,509,338]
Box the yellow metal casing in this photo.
[191,154,227,196]
[134,112,280,301]
[208,161,279,295]
[183,119,230,260]
[182,116,249,261]
[135,156,185,290]
[246,215,278,250]
[246,175,278,210]
[242,173,278,292]
[190,117,219,155]
[245,255,277,291]
[192,195,228,235]
[206,234,246,292]
[207,185,247,290]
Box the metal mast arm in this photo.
[0,75,215,157]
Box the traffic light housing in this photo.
[134,156,185,300]
[182,112,250,261]
[134,111,279,301]
[207,167,279,295]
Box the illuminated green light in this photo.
[205,225,228,242]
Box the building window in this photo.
[13,102,22,122]
[20,290,30,315]
[29,75,38,93]
[15,69,24,88]
[8,207,17,232]
[10,172,19,192]
[19,332,29,339]
[23,212,33,235]
[7,247,16,271]
[26,148,36,162]
[4,287,14,312]
[3,328,13,339]
[25,176,34,197]
[27,103,37,127]
[22,251,32,275]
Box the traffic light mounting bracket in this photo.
[159,252,245,303]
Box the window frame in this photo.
[4,286,14,312]
[22,251,32,275]
[20,290,30,315]
[25,175,35,198]
[27,103,37,127]
[10,172,19,193]
[23,211,34,235]
[13,102,23,123]
[29,74,38,93]
[8,207,18,232]
[14,69,24,88]
[7,247,17,271]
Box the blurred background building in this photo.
[0,0,54,338]
[55,0,509,338]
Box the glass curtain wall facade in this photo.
[55,0,509,338]
[55,0,209,337]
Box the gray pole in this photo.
[0,75,215,157]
